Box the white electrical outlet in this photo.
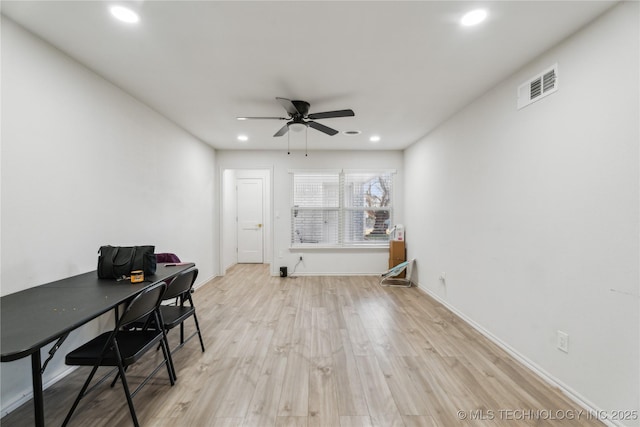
[557,330,569,353]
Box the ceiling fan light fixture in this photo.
[289,122,307,133]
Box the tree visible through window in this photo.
[291,170,394,247]
[365,176,391,236]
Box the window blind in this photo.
[290,170,394,247]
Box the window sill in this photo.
[290,244,389,251]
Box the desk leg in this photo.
[31,351,45,427]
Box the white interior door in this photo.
[237,178,264,263]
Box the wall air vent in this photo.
[517,63,558,110]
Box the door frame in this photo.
[219,168,272,275]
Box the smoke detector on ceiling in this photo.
[517,64,558,110]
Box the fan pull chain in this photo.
[287,131,290,155]
[305,127,308,157]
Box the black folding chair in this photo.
[159,267,205,358]
[62,281,174,427]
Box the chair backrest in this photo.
[163,267,198,300]
[118,281,167,328]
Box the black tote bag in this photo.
[97,245,157,279]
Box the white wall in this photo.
[404,3,639,424]
[217,150,404,276]
[0,17,217,414]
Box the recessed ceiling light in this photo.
[460,9,487,27]
[110,5,140,24]
[369,135,381,142]
[343,130,361,136]
[237,135,248,142]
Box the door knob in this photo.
[258,224,263,228]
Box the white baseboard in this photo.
[279,272,380,277]
[194,274,217,291]
[1,365,78,418]
[414,282,623,427]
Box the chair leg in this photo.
[117,364,139,427]
[159,323,177,382]
[62,363,101,427]
[192,312,206,352]
[113,344,140,427]
[160,333,176,385]
[110,366,127,388]
[154,310,176,382]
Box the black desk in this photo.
[0,263,195,426]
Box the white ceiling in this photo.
[1,1,616,151]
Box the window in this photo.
[290,169,394,247]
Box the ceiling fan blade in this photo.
[308,121,339,136]
[237,116,287,120]
[273,123,290,137]
[308,109,355,120]
[276,97,300,116]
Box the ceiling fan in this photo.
[237,97,355,137]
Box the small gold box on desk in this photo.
[130,270,144,283]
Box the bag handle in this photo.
[111,247,136,267]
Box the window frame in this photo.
[289,169,396,249]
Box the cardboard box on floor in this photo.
[389,240,406,278]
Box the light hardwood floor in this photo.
[2,264,603,426]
